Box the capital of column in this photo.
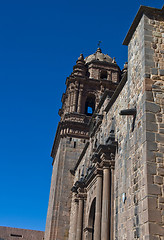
[83,227,93,233]
[100,152,109,162]
[100,159,110,169]
[91,153,99,163]
[74,198,79,203]
[100,152,115,169]
[94,167,103,178]
[79,83,83,89]
[110,160,115,169]
[77,192,87,200]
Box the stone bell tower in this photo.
[44,48,121,240]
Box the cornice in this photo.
[123,5,164,46]
[86,59,121,69]
[51,113,91,162]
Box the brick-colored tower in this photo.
[44,49,121,240]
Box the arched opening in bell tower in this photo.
[100,70,107,80]
[85,95,95,116]
[88,198,96,240]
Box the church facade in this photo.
[45,5,164,240]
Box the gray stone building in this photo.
[45,5,164,240]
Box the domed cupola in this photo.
[84,48,121,82]
[85,47,113,64]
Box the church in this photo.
[44,5,164,240]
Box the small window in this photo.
[74,142,76,148]
[100,70,107,80]
[10,234,23,238]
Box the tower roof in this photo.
[85,48,113,64]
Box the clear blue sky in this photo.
[0,0,163,232]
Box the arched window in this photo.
[85,95,95,116]
[88,198,96,240]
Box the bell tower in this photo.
[44,48,121,240]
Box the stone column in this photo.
[101,161,110,240]
[70,91,74,112]
[67,90,71,113]
[77,85,83,113]
[73,82,78,112]
[76,198,84,240]
[94,170,102,240]
[110,166,114,240]
[72,198,78,240]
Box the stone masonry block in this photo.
[147,184,161,195]
[147,141,157,151]
[144,91,154,101]
[159,129,164,134]
[159,197,164,203]
[146,132,155,142]
[147,150,155,162]
[147,163,157,175]
[145,112,156,122]
[144,35,153,42]
[147,196,158,209]
[145,101,160,113]
[157,167,164,176]
[145,60,155,68]
[149,222,164,236]
[145,48,154,55]
[146,122,158,132]
[154,175,163,185]
[149,209,162,222]
[151,68,158,75]
[159,69,164,76]
[144,23,154,31]
[144,78,153,91]
[156,133,164,142]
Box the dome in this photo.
[85,48,113,64]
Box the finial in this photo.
[96,41,102,53]
[76,53,85,65]
[96,48,102,53]
[97,40,102,48]
[122,62,128,74]
[124,62,128,69]
[78,54,84,61]
[112,57,116,63]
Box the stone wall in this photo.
[104,14,147,240]
[45,137,86,240]
[69,7,164,240]
[142,12,164,239]
[102,10,164,239]
[0,226,44,240]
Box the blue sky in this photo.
[0,0,163,232]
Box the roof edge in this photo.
[123,5,164,46]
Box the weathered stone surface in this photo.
[145,101,160,113]
[159,69,164,76]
